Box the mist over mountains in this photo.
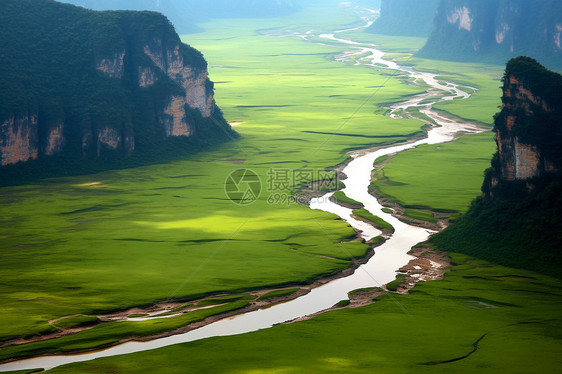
[367,0,438,37]
[59,0,301,33]
[371,0,562,70]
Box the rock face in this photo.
[0,115,39,166]
[0,0,233,168]
[417,0,562,69]
[367,0,439,37]
[483,57,562,195]
[430,57,562,278]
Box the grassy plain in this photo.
[48,254,562,374]
[0,3,426,356]
[331,191,363,207]
[0,0,523,368]
[351,208,394,232]
[371,132,496,212]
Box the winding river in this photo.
[0,6,483,372]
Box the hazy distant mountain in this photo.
[417,0,562,69]
[59,0,301,33]
[367,0,438,37]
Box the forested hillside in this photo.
[367,0,438,37]
[0,0,234,183]
[417,0,562,70]
[431,57,562,277]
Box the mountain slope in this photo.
[0,0,235,175]
[417,0,562,70]
[367,0,439,37]
[430,57,562,277]
[58,0,301,33]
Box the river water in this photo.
[0,6,483,372]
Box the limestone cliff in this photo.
[417,0,562,69]
[430,57,562,278]
[367,0,439,37]
[483,57,562,195]
[0,0,234,168]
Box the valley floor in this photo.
[2,1,560,373]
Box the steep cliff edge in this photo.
[430,57,562,277]
[0,0,235,172]
[484,57,562,192]
[367,0,438,37]
[417,0,562,70]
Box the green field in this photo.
[352,208,394,232]
[331,191,363,207]
[0,0,528,369]
[48,253,562,374]
[371,132,497,212]
[0,3,427,355]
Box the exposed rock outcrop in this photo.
[430,57,562,278]
[484,57,562,195]
[0,115,39,166]
[417,0,562,69]
[44,122,65,156]
[96,50,126,79]
[0,0,234,169]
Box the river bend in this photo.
[0,6,483,372]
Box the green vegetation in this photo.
[334,299,350,307]
[385,273,407,291]
[48,254,562,373]
[431,185,562,279]
[197,295,254,306]
[432,57,562,279]
[373,155,388,164]
[0,300,250,362]
[493,57,562,166]
[352,208,394,232]
[51,315,99,330]
[257,288,299,301]
[367,0,438,37]
[417,0,562,70]
[404,208,437,223]
[371,132,496,212]
[0,0,520,367]
[347,287,383,297]
[127,314,148,318]
[0,0,234,183]
[0,3,428,356]
[331,191,363,207]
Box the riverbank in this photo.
[0,229,382,364]
[0,2,508,372]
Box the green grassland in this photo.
[343,31,504,126]
[404,208,437,223]
[0,4,427,353]
[331,191,363,207]
[0,299,251,362]
[48,253,562,374]
[0,1,519,366]
[352,208,394,232]
[371,132,497,212]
